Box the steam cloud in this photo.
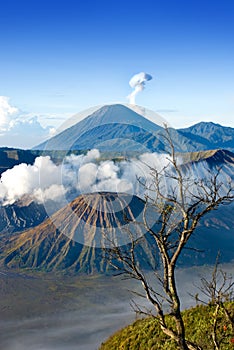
[128,72,152,105]
[0,148,229,207]
[0,149,170,206]
[0,156,66,205]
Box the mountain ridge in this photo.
[34,104,234,153]
[178,121,234,152]
[35,104,163,151]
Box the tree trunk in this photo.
[168,264,189,349]
[174,313,189,350]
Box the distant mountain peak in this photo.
[33,104,234,154]
[34,104,164,152]
[178,121,234,152]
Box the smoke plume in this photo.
[128,72,152,105]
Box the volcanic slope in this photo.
[0,197,48,237]
[35,104,234,153]
[1,189,234,274]
[35,104,192,153]
[0,193,158,274]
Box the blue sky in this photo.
[0,0,234,147]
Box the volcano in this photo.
[1,190,234,274]
[35,104,193,153]
[34,104,234,153]
[0,192,158,274]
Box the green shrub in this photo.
[99,302,234,350]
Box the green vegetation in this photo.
[100,302,234,350]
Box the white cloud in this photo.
[0,148,227,208]
[0,150,102,205]
[0,96,55,148]
[0,156,66,205]
[49,127,57,137]
[78,163,98,192]
[0,96,18,131]
[0,150,168,205]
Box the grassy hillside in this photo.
[100,302,234,350]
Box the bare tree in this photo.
[107,127,234,350]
